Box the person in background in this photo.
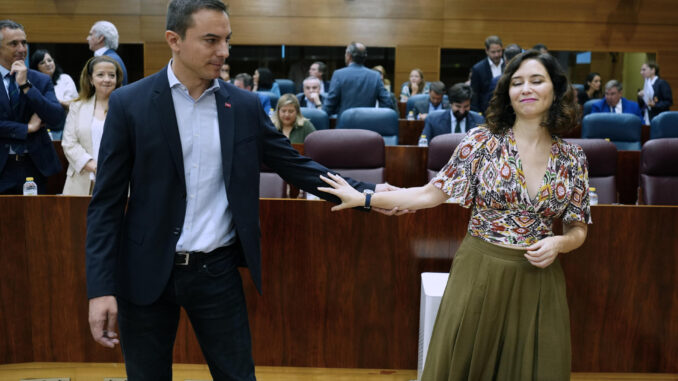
[400,68,429,102]
[590,80,642,120]
[413,81,449,120]
[309,61,330,94]
[577,72,602,105]
[29,49,78,140]
[471,35,504,113]
[234,72,271,111]
[86,20,128,85]
[320,50,590,381]
[272,94,316,143]
[533,43,549,54]
[420,83,484,143]
[490,44,522,92]
[253,67,280,97]
[61,56,122,195]
[638,61,673,123]
[219,62,230,82]
[372,64,398,112]
[297,76,324,109]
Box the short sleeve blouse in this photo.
[431,126,592,246]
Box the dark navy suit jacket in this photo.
[590,97,643,120]
[323,63,393,116]
[0,68,63,178]
[421,109,485,141]
[638,78,673,121]
[86,67,373,305]
[471,58,504,113]
[104,48,128,85]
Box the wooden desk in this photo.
[1,197,676,372]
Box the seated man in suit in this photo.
[420,83,484,144]
[297,76,324,109]
[590,80,642,120]
[233,72,271,112]
[322,41,393,116]
[87,21,128,85]
[413,81,449,120]
[0,19,63,194]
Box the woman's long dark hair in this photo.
[484,50,581,136]
[256,67,275,91]
[29,49,64,86]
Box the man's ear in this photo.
[165,30,181,52]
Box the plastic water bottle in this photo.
[418,134,428,147]
[407,111,415,121]
[23,177,38,196]
[589,187,598,206]
[268,108,275,119]
[47,129,54,140]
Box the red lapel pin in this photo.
[224,102,231,108]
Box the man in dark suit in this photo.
[86,2,394,380]
[322,42,393,116]
[421,83,484,144]
[471,35,504,113]
[297,76,324,109]
[638,61,673,122]
[0,20,63,194]
[590,80,643,120]
[412,81,449,120]
[87,20,128,85]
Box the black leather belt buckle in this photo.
[175,251,191,266]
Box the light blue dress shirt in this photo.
[167,62,236,253]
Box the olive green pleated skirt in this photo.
[421,233,571,381]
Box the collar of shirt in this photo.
[0,65,11,95]
[609,99,622,113]
[167,60,220,100]
[93,47,108,57]
[450,110,467,132]
[488,57,503,70]
[647,76,658,86]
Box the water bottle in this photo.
[418,134,428,147]
[47,129,54,141]
[589,187,598,206]
[407,111,415,121]
[268,108,275,119]
[23,177,38,196]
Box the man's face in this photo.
[605,87,622,108]
[429,91,443,107]
[486,43,503,66]
[451,99,471,120]
[303,79,320,98]
[0,27,27,69]
[167,9,231,82]
[87,27,103,51]
[309,63,321,79]
[234,78,246,90]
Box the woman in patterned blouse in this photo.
[320,50,591,380]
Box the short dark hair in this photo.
[29,49,64,85]
[484,35,502,49]
[347,42,367,64]
[532,43,548,51]
[448,83,473,104]
[645,61,660,76]
[504,44,522,63]
[235,73,253,89]
[166,0,228,39]
[312,61,326,76]
[0,20,24,43]
[256,67,275,90]
[429,81,445,95]
[485,50,580,136]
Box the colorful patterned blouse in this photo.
[431,127,592,246]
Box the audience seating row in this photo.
[581,111,678,150]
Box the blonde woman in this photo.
[272,94,316,144]
[61,56,122,195]
[400,68,429,102]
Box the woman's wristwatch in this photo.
[363,189,374,210]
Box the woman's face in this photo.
[640,64,655,79]
[589,75,601,91]
[409,70,422,84]
[37,53,55,76]
[253,69,259,84]
[278,104,297,127]
[90,62,117,98]
[508,59,554,120]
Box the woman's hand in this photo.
[318,172,365,211]
[84,159,97,174]
[524,236,563,268]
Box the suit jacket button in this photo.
[174,227,181,235]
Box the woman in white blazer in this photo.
[62,56,122,195]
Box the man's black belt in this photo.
[174,245,232,266]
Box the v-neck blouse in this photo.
[431,126,592,246]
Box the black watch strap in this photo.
[19,80,32,91]
[364,192,373,209]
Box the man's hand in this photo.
[10,60,28,88]
[27,113,42,133]
[373,182,412,216]
[308,92,322,107]
[417,113,428,120]
[88,295,119,348]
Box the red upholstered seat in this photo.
[640,138,678,205]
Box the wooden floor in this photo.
[1,363,678,381]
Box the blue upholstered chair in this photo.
[303,129,385,184]
[582,98,598,116]
[300,107,329,130]
[581,113,642,150]
[649,111,678,139]
[336,107,399,145]
[565,138,618,204]
[406,94,429,115]
[258,91,279,110]
[275,79,296,95]
[572,83,585,95]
